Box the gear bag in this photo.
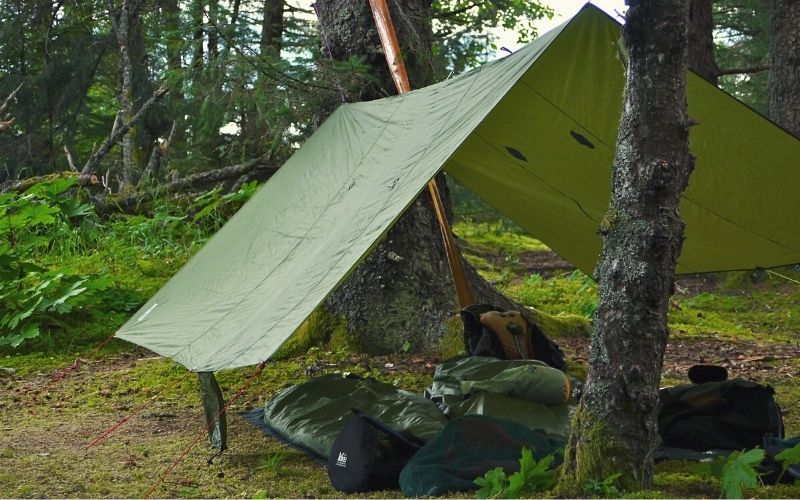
[658,378,783,451]
[327,409,425,493]
[461,304,566,370]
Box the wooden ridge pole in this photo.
[368,0,474,308]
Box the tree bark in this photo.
[159,0,186,160]
[108,0,136,190]
[191,0,205,75]
[261,0,284,58]
[768,0,800,137]
[81,87,168,177]
[315,0,519,354]
[557,0,695,492]
[688,0,718,84]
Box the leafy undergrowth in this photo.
[2,193,800,497]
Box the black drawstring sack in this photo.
[327,409,425,493]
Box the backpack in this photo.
[658,378,784,452]
[461,304,567,370]
[398,414,565,497]
[327,409,425,493]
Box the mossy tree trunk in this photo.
[556,0,695,492]
[314,0,524,354]
[768,0,800,137]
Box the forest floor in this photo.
[2,220,800,498]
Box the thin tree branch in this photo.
[205,13,338,92]
[0,82,24,117]
[81,86,169,175]
[717,63,770,76]
[64,146,77,171]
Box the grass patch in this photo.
[505,270,598,319]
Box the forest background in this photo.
[1,0,799,498]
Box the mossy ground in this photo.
[2,219,800,498]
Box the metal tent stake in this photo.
[368,0,474,308]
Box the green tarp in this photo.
[116,5,800,372]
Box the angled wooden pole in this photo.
[368,0,474,308]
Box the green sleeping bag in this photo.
[262,374,447,460]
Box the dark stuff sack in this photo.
[327,409,425,493]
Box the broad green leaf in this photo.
[474,467,507,499]
[504,470,526,498]
[9,323,39,347]
[59,198,94,218]
[775,443,800,471]
[25,177,78,198]
[721,449,764,499]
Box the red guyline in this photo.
[143,361,268,498]
[84,370,194,449]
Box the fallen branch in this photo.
[81,86,169,175]
[0,171,100,194]
[0,118,14,133]
[93,155,277,214]
[164,155,275,193]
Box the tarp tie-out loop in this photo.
[206,448,225,465]
[368,0,474,308]
[143,361,268,498]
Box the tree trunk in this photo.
[109,0,136,190]
[160,0,186,160]
[768,0,800,137]
[688,0,718,84]
[315,0,518,354]
[191,0,205,75]
[556,0,695,492]
[260,0,284,58]
[128,0,169,181]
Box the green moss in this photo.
[273,308,350,359]
[453,220,550,255]
[529,308,590,339]
[436,316,466,359]
[556,411,637,496]
[505,271,598,318]
[652,462,718,498]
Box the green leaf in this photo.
[505,449,555,497]
[720,449,764,499]
[775,443,800,472]
[504,470,526,498]
[24,177,78,198]
[9,323,39,347]
[474,467,507,499]
[58,198,94,218]
[694,457,727,480]
[192,199,222,221]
